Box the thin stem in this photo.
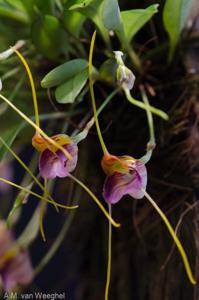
[139,85,155,164]
[140,85,155,146]
[12,48,40,128]
[0,93,72,160]
[69,174,120,228]
[124,89,168,121]
[88,31,108,155]
[0,136,58,211]
[39,178,48,242]
[143,189,196,285]
[105,204,112,300]
[0,177,78,210]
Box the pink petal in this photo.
[39,143,78,179]
[103,161,147,203]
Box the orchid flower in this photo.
[88,31,196,300]
[0,221,33,291]
[101,154,147,204]
[32,133,78,179]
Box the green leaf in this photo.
[121,4,159,42]
[41,58,88,88]
[31,15,65,59]
[55,68,88,103]
[102,0,123,32]
[163,0,193,61]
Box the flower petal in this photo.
[103,161,147,203]
[39,143,78,179]
[127,161,147,199]
[103,172,133,204]
[2,250,33,291]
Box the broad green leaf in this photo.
[121,4,159,42]
[41,58,88,88]
[55,69,88,103]
[102,0,123,32]
[163,0,193,61]
[31,15,65,59]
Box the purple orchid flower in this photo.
[101,154,147,204]
[0,162,13,193]
[32,133,78,179]
[0,221,33,291]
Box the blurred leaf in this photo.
[55,68,88,103]
[31,15,65,59]
[0,126,21,160]
[7,182,33,227]
[35,0,55,15]
[121,4,159,42]
[99,58,117,84]
[41,58,88,88]
[102,0,123,32]
[69,0,93,10]
[0,1,29,23]
[17,204,42,247]
[163,0,193,61]
[19,0,35,20]
[63,10,85,37]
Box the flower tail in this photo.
[143,189,196,285]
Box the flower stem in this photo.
[143,189,196,285]
[0,177,78,210]
[88,31,108,155]
[0,93,72,160]
[124,88,168,121]
[105,203,112,300]
[13,48,40,128]
[69,174,120,228]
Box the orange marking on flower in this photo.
[101,154,131,176]
[32,133,72,153]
